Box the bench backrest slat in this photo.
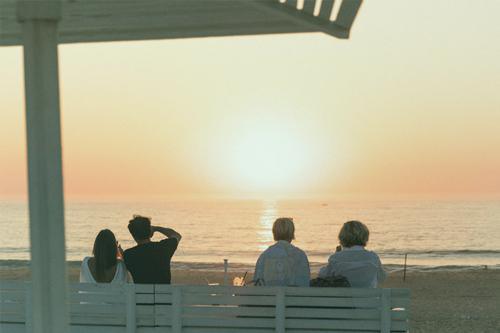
[381,289,391,333]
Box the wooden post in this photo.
[25,283,32,333]
[380,289,391,333]
[287,0,298,10]
[275,288,285,333]
[172,287,182,333]
[403,253,408,282]
[223,259,228,286]
[126,284,136,333]
[335,0,363,30]
[16,1,67,333]
[302,0,317,15]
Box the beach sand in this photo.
[1,265,499,333]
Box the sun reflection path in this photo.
[258,201,278,251]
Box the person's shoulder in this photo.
[157,238,179,254]
[123,245,140,259]
[365,250,382,260]
[81,256,91,268]
[291,244,308,257]
[158,238,178,246]
[259,244,277,258]
[123,246,135,255]
[327,251,343,263]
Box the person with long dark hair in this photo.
[80,229,131,283]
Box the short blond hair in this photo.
[338,220,369,247]
[273,217,295,242]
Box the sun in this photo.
[203,110,325,196]
[194,106,341,198]
[229,126,310,192]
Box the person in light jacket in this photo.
[254,217,310,286]
[318,220,386,288]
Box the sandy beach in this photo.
[1,263,499,333]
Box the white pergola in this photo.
[0,1,362,332]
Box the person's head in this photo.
[272,217,295,243]
[92,229,118,281]
[338,220,370,248]
[128,215,152,242]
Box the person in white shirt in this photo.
[80,229,132,283]
[318,220,386,288]
[253,218,310,287]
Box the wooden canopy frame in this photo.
[0,1,363,332]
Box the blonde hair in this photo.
[272,217,295,242]
[338,220,369,247]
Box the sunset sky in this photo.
[1,0,499,200]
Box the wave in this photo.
[304,249,500,257]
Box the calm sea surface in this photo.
[1,199,500,269]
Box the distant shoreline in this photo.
[1,259,498,273]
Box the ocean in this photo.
[1,199,500,272]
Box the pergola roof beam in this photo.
[0,0,363,46]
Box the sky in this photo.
[1,0,500,200]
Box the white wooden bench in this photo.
[1,282,410,333]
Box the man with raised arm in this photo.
[124,215,182,284]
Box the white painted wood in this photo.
[181,329,275,333]
[392,296,411,308]
[302,0,317,15]
[126,284,136,333]
[182,306,273,317]
[2,302,25,313]
[0,0,363,46]
[286,0,299,10]
[171,285,276,295]
[69,283,126,293]
[25,284,32,333]
[335,0,363,30]
[275,288,285,333]
[180,317,275,328]
[319,0,336,20]
[286,295,380,307]
[286,318,381,330]
[1,323,25,333]
[0,291,25,302]
[287,307,380,319]
[17,1,68,333]
[183,294,276,306]
[2,283,409,332]
[285,286,383,296]
[154,294,173,303]
[171,287,182,333]
[380,288,391,333]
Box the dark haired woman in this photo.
[80,229,131,283]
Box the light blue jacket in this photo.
[318,246,386,288]
[254,240,310,287]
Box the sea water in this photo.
[1,199,499,271]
